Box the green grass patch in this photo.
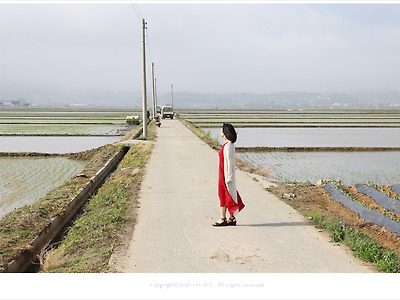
[41,143,153,273]
[308,212,400,272]
[134,121,157,141]
[180,119,221,150]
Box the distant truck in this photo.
[161,106,174,119]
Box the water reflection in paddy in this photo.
[207,127,400,148]
[0,136,120,154]
[238,151,400,186]
[0,157,87,219]
[206,127,400,185]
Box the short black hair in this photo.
[222,123,237,143]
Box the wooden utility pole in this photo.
[141,19,148,138]
[151,62,156,118]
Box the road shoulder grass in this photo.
[41,143,153,272]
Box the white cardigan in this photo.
[223,141,238,203]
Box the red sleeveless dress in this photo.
[218,143,245,216]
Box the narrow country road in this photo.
[109,119,373,273]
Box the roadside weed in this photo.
[377,251,400,273]
[309,212,400,272]
[41,143,153,273]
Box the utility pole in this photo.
[242,93,244,110]
[171,84,174,109]
[141,19,148,138]
[151,62,156,118]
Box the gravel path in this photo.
[109,119,373,273]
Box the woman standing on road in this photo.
[213,123,245,227]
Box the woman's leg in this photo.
[220,206,227,219]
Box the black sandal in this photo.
[227,216,236,226]
[213,218,227,227]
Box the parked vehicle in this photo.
[125,115,141,125]
[155,115,161,127]
[161,106,174,119]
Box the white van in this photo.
[161,106,174,119]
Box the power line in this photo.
[131,3,143,21]
[130,5,160,112]
[130,4,154,70]
[146,30,154,65]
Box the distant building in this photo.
[0,100,21,106]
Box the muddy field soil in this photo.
[270,183,400,254]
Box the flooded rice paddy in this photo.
[0,136,120,153]
[207,127,400,148]
[0,109,137,136]
[238,151,400,186]
[0,157,87,219]
[205,127,400,185]
[0,109,133,217]
[0,109,132,153]
[180,109,400,127]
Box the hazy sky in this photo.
[1,2,400,101]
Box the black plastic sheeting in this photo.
[324,183,400,237]
[355,184,400,215]
[392,184,400,194]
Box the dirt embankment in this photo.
[0,148,100,159]
[270,183,400,254]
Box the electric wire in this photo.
[146,30,154,67]
[130,3,163,100]
[130,4,154,69]
[131,3,143,21]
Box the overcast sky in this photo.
[1,2,400,102]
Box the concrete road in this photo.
[109,119,374,273]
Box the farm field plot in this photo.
[0,156,87,219]
[178,109,400,128]
[179,110,400,186]
[0,109,133,152]
[0,136,120,153]
[0,108,132,122]
[0,109,134,123]
[206,127,400,148]
[270,181,400,272]
[0,124,129,136]
[0,109,138,136]
[182,110,400,186]
[238,151,400,186]
[0,118,126,124]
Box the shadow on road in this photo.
[238,221,313,227]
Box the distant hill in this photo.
[2,89,400,109]
[159,91,400,110]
